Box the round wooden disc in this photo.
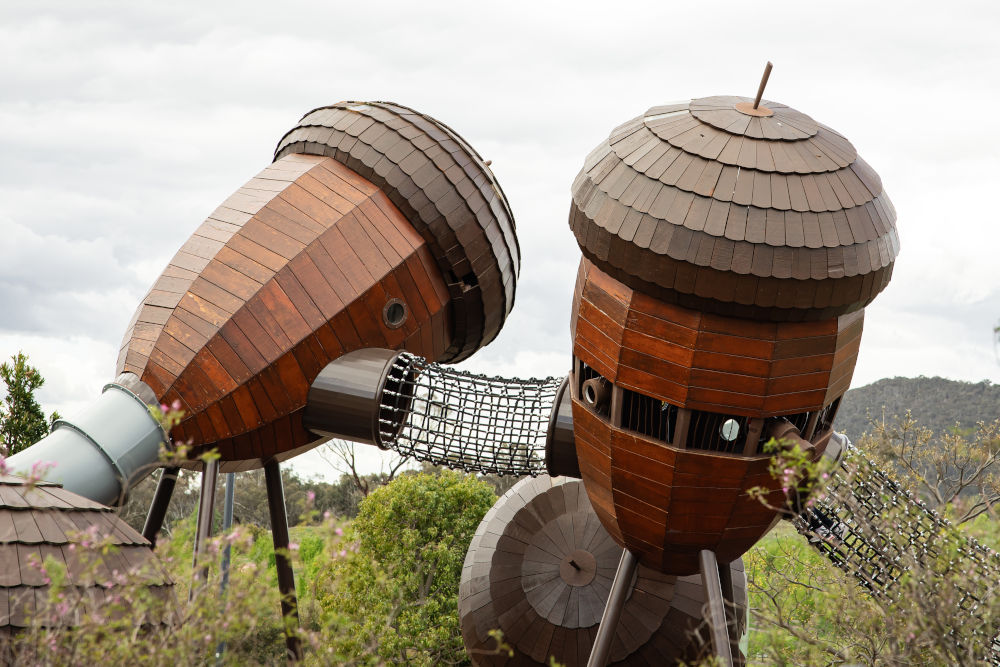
[733,101,774,117]
[458,475,748,665]
[689,95,818,137]
[560,549,598,587]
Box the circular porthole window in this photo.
[382,298,408,329]
[720,418,741,442]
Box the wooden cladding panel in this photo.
[275,101,519,363]
[570,396,621,544]
[117,156,453,467]
[116,154,323,377]
[180,246,449,464]
[574,399,792,574]
[571,258,864,417]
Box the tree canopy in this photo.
[0,351,58,457]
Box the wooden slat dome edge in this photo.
[275,101,520,362]
[0,475,172,632]
[569,97,899,322]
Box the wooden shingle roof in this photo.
[275,101,520,362]
[0,474,171,631]
[570,96,898,321]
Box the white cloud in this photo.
[1,0,999,478]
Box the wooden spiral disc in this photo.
[459,475,747,665]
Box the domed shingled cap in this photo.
[0,474,172,633]
[569,95,899,321]
[275,101,520,362]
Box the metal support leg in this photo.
[717,560,744,665]
[586,548,638,667]
[264,458,303,661]
[699,550,734,667]
[193,460,219,562]
[191,459,219,601]
[215,472,236,665]
[220,472,236,590]
[142,466,179,547]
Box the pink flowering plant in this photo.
[749,437,835,517]
[3,508,358,665]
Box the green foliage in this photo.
[119,467,370,536]
[837,376,1000,440]
[749,438,835,518]
[963,511,1000,551]
[747,517,1000,665]
[4,522,288,665]
[746,523,887,664]
[0,351,58,456]
[747,411,1000,664]
[861,412,1000,524]
[315,470,496,666]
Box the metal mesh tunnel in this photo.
[378,353,563,476]
[793,446,1000,661]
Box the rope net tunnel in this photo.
[303,349,565,478]
[794,446,1000,662]
[377,353,563,476]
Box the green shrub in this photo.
[314,470,496,666]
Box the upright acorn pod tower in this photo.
[566,70,898,664]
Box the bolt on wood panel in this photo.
[117,156,454,470]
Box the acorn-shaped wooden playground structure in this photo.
[566,79,898,577]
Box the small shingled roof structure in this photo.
[459,476,747,665]
[570,95,898,321]
[0,474,171,633]
[275,101,520,362]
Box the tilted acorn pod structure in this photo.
[14,101,519,494]
[110,101,519,472]
[566,93,898,576]
[7,102,520,660]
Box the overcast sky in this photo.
[1,1,998,478]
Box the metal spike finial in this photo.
[753,61,773,110]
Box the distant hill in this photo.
[835,377,1000,440]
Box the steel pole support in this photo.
[193,459,219,560]
[586,548,638,667]
[142,466,179,547]
[191,459,219,600]
[699,549,734,667]
[264,458,303,661]
[215,472,237,665]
